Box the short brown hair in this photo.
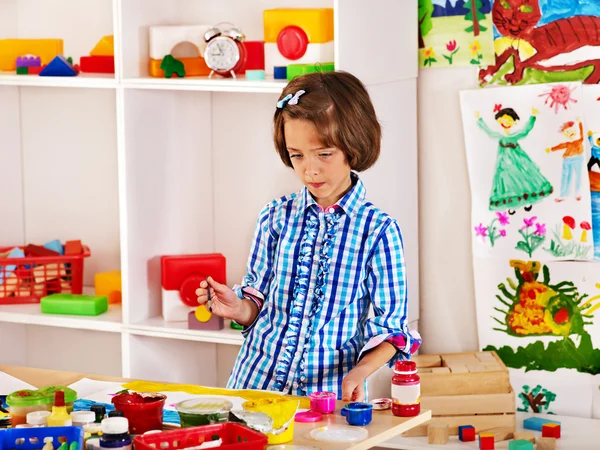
[273,71,381,172]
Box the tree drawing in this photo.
[518,384,557,413]
[418,0,434,49]
[464,0,487,36]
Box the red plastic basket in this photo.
[0,245,91,304]
[133,423,268,450]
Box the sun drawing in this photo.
[538,84,577,114]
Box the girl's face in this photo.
[496,114,516,129]
[284,119,352,209]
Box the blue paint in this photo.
[341,402,373,426]
[592,190,600,259]
[431,0,492,18]
[538,0,600,26]
[523,416,561,431]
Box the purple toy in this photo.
[16,55,41,68]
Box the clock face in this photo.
[204,36,240,71]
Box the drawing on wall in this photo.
[418,0,495,68]
[518,384,557,413]
[580,85,600,259]
[479,0,600,86]
[461,82,594,260]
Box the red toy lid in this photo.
[277,26,308,60]
[394,360,417,374]
[295,410,322,423]
[179,275,205,307]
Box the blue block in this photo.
[40,55,77,77]
[523,416,560,431]
[458,425,475,441]
[44,239,64,255]
[509,439,534,450]
[273,65,287,80]
[0,248,25,285]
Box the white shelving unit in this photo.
[0,0,419,390]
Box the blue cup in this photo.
[340,402,373,426]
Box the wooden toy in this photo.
[286,62,334,81]
[25,245,59,257]
[90,36,114,56]
[541,423,560,439]
[33,263,67,284]
[263,9,334,44]
[44,240,64,255]
[161,254,226,322]
[80,55,114,74]
[160,55,185,78]
[508,440,533,450]
[244,41,265,70]
[149,25,212,78]
[458,425,476,442]
[188,309,224,330]
[483,427,514,441]
[401,352,515,438]
[479,433,495,450]
[523,417,560,432]
[535,437,557,450]
[265,42,334,76]
[0,39,63,70]
[513,431,535,443]
[427,423,449,445]
[95,270,122,304]
[64,240,83,255]
[39,56,78,77]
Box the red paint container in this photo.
[391,360,420,417]
[111,392,166,434]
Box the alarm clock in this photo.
[203,23,247,78]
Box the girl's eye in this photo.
[289,154,302,159]
[319,153,332,158]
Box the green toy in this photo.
[160,55,185,78]
[41,293,108,316]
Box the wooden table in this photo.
[0,365,431,450]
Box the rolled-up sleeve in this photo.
[359,220,421,365]
[232,204,277,336]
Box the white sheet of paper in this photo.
[0,371,35,393]
[67,378,126,399]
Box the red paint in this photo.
[391,361,420,417]
[112,392,166,435]
[554,308,569,324]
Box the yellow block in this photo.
[0,39,63,71]
[149,57,210,77]
[90,35,114,56]
[263,8,334,44]
[95,270,121,304]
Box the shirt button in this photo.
[328,207,335,213]
[308,288,314,296]
[292,382,298,389]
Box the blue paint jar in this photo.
[100,417,132,450]
[340,402,373,426]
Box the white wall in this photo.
[418,67,480,353]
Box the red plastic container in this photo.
[133,423,268,450]
[391,360,421,417]
[111,392,166,434]
[0,245,90,304]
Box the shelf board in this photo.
[0,72,117,88]
[0,303,123,332]
[122,75,286,93]
[128,316,244,345]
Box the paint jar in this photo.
[111,392,166,435]
[72,411,98,431]
[40,386,77,413]
[175,397,232,427]
[91,405,106,423]
[100,417,132,450]
[308,391,336,414]
[340,402,373,426]
[392,360,421,417]
[7,390,48,426]
[26,410,51,427]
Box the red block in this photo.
[244,41,264,71]
[542,423,561,439]
[64,240,83,255]
[25,244,59,257]
[80,55,115,74]
[479,434,494,450]
[459,426,476,442]
[29,66,42,75]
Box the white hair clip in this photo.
[276,90,306,109]
[288,90,306,105]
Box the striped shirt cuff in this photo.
[232,285,265,336]
[359,330,422,367]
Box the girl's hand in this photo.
[195,277,242,321]
[474,111,480,119]
[532,106,539,116]
[341,367,368,402]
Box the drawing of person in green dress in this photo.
[475,106,553,215]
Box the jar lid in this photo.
[71,411,96,424]
[308,391,336,399]
[295,410,322,423]
[7,390,46,407]
[394,360,417,374]
[101,417,129,435]
[176,397,233,415]
[370,398,392,410]
[26,410,51,425]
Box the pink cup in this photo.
[309,391,336,414]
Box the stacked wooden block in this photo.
[402,351,515,438]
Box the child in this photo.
[546,119,585,202]
[196,71,420,401]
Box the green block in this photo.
[16,66,28,75]
[509,440,534,450]
[286,62,335,80]
[245,69,265,80]
[41,293,108,316]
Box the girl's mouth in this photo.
[309,182,325,189]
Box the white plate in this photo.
[309,425,369,443]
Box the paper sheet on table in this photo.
[67,378,126,399]
[0,372,35,393]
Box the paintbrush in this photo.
[206,276,212,312]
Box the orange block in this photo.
[90,35,114,56]
[0,39,63,70]
[263,8,334,44]
[95,270,122,304]
[149,57,210,78]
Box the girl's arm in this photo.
[476,117,503,140]
[512,115,536,140]
[342,220,421,401]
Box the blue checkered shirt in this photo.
[227,173,420,398]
